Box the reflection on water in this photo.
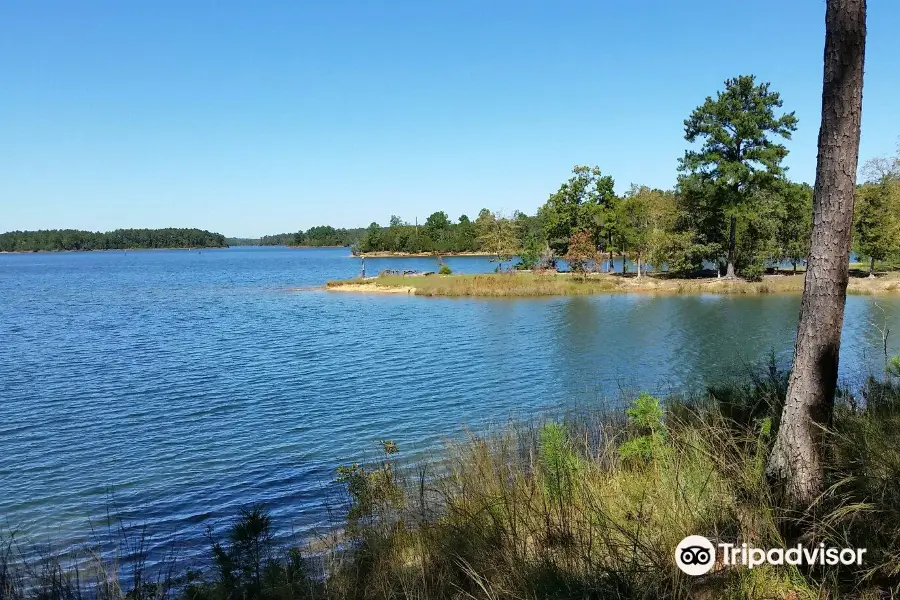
[0,246,897,555]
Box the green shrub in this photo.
[516,234,542,270]
[888,354,900,378]
[741,261,765,281]
[335,440,404,538]
[184,505,316,600]
[618,393,667,463]
[537,422,582,501]
[438,264,452,275]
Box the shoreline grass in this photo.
[325,271,900,297]
[321,369,900,599]
[4,370,900,599]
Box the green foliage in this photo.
[619,393,667,463]
[438,263,452,275]
[335,441,404,539]
[297,225,364,247]
[0,228,227,252]
[184,505,315,600]
[537,422,582,502]
[516,233,542,270]
[680,75,797,184]
[854,180,900,272]
[774,181,813,271]
[475,210,521,269]
[538,165,615,256]
[888,355,900,378]
[256,233,299,246]
[250,226,366,247]
[354,211,511,255]
[741,261,765,282]
[678,75,798,276]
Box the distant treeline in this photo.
[0,228,227,252]
[355,211,541,256]
[228,226,367,247]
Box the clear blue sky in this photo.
[2,1,899,238]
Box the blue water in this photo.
[1,246,897,557]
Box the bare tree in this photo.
[767,0,866,506]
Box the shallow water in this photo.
[1,246,896,556]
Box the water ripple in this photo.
[1,247,897,559]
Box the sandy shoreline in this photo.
[325,281,416,294]
[352,251,495,258]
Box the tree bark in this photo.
[767,0,866,507]
[725,215,737,278]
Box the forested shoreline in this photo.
[225,226,368,248]
[233,77,899,279]
[347,76,899,279]
[5,78,898,276]
[0,228,227,252]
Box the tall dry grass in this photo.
[325,271,900,297]
[325,371,900,599]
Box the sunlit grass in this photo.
[322,372,900,599]
[326,270,900,297]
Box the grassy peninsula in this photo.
[326,270,900,297]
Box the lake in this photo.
[1,246,896,558]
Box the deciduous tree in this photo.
[476,211,521,271]
[538,166,615,256]
[563,230,600,280]
[774,182,814,273]
[854,181,900,275]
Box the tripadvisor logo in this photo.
[675,535,867,576]
[676,535,716,575]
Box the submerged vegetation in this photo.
[3,368,900,599]
[326,270,900,297]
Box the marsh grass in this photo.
[326,271,900,297]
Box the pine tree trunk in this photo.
[869,256,875,277]
[636,254,642,279]
[725,215,737,278]
[767,0,866,507]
